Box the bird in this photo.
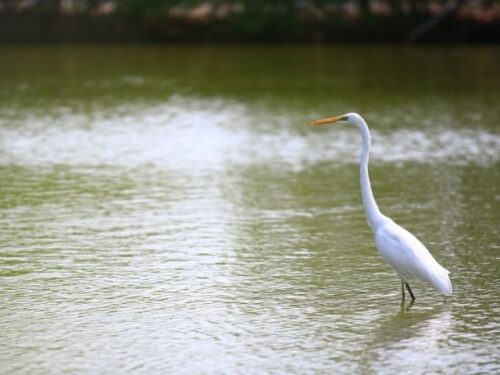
[310,113,452,302]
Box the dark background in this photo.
[0,0,499,43]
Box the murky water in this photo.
[1,46,499,374]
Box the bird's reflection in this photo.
[361,303,454,373]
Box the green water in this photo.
[1,46,499,374]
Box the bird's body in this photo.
[374,217,452,296]
[311,112,452,301]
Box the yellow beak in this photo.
[310,115,347,126]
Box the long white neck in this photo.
[356,119,384,229]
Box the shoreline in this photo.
[1,12,498,44]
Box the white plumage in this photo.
[374,218,452,296]
[311,112,452,301]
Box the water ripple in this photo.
[1,98,499,170]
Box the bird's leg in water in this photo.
[401,282,405,301]
[405,282,416,301]
[406,299,415,310]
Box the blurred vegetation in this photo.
[0,0,499,42]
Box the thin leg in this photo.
[406,299,415,310]
[401,282,405,301]
[404,282,416,301]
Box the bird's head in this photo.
[310,112,363,127]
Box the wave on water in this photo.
[1,98,499,170]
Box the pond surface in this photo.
[1,45,499,374]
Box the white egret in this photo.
[310,113,452,301]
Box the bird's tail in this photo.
[430,267,453,296]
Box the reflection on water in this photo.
[1,97,499,169]
[365,306,455,372]
[1,46,499,373]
